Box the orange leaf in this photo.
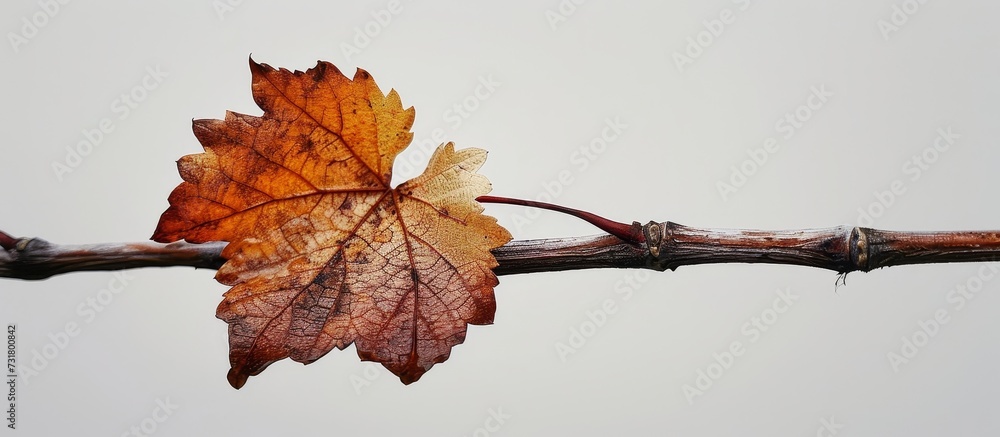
[152,58,512,388]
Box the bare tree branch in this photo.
[642,222,1000,272]
[4,222,1000,281]
[0,238,227,280]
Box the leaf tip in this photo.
[247,54,264,73]
[353,67,372,82]
[227,368,249,389]
[398,371,421,385]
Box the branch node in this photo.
[642,221,661,258]
[18,237,51,253]
[850,227,871,272]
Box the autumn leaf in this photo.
[152,58,511,388]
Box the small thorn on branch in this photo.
[0,230,17,251]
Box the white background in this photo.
[2,1,1000,435]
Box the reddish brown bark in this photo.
[4,222,1000,281]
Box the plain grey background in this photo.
[2,1,1000,435]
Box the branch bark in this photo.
[4,222,1000,281]
[0,238,227,280]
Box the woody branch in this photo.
[3,222,1000,280]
